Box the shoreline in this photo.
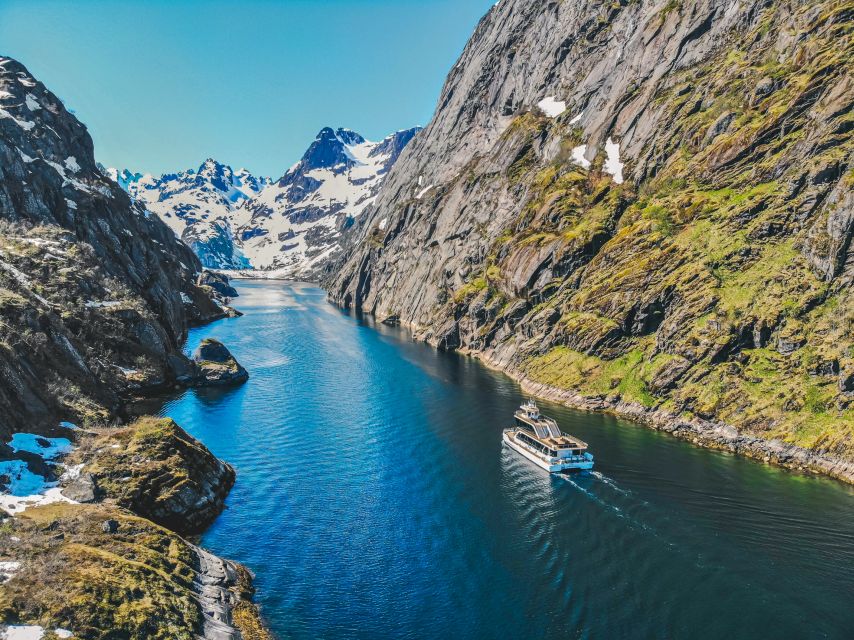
[330,297,854,487]
[469,347,854,486]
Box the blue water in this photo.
[160,281,854,639]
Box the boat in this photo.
[502,399,594,473]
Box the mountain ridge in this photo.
[111,125,421,276]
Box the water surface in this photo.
[161,281,854,639]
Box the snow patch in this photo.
[378,217,388,231]
[571,145,591,169]
[604,137,624,184]
[65,198,77,210]
[84,300,123,309]
[64,156,81,173]
[537,96,567,118]
[415,184,434,200]
[0,459,79,516]
[0,627,69,640]
[1,625,46,640]
[0,108,35,131]
[24,93,40,111]
[569,111,584,125]
[8,433,72,460]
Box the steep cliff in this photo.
[328,0,853,478]
[0,57,225,437]
[0,57,268,638]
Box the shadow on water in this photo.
[154,281,854,640]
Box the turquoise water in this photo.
[160,281,854,639]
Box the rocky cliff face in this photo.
[0,57,268,637]
[328,0,853,475]
[0,57,228,438]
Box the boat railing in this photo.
[508,429,590,463]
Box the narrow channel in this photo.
[159,281,854,640]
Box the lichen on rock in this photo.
[192,338,249,387]
[0,503,270,640]
[77,417,235,535]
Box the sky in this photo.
[0,0,494,177]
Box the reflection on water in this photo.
[160,281,854,640]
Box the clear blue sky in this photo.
[0,0,493,177]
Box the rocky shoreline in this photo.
[192,545,266,640]
[358,307,854,487]
[463,345,854,487]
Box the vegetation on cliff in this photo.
[77,417,235,535]
[328,0,853,473]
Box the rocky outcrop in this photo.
[0,57,226,438]
[0,57,268,638]
[0,503,271,640]
[327,0,853,475]
[192,339,249,387]
[78,417,235,535]
[198,270,239,299]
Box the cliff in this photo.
[0,57,268,638]
[327,0,853,479]
[0,57,228,438]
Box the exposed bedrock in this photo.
[325,0,854,477]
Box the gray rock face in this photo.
[62,472,99,503]
[325,0,853,470]
[0,57,225,437]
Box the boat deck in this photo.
[513,410,588,450]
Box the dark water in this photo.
[160,281,854,640]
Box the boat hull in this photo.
[502,430,594,473]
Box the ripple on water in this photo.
[161,281,854,640]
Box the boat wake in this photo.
[589,470,632,496]
[561,473,665,541]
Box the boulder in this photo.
[101,518,119,534]
[62,472,99,503]
[192,339,249,386]
[197,271,239,299]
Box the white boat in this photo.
[502,399,594,473]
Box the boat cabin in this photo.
[513,400,588,459]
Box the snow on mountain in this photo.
[236,126,421,275]
[105,160,271,269]
[107,126,420,277]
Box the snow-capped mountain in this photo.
[107,126,420,276]
[237,126,420,274]
[104,161,271,269]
